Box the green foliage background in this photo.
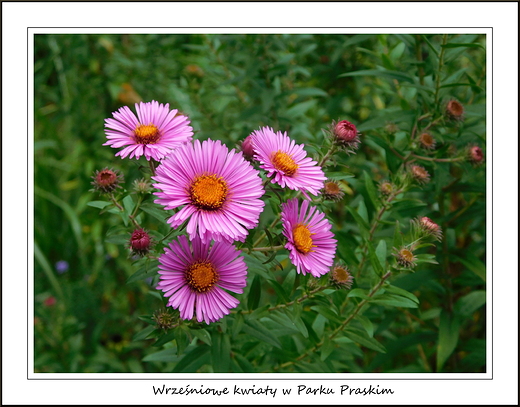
[34,33,486,373]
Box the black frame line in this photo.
[28,27,492,381]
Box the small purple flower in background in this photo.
[55,260,69,274]
[104,100,194,161]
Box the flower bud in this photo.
[132,178,152,194]
[419,132,436,150]
[330,264,354,289]
[129,229,152,256]
[384,122,399,135]
[467,145,484,166]
[445,99,464,121]
[413,216,442,241]
[378,180,395,197]
[393,246,417,269]
[240,135,256,160]
[410,164,430,184]
[91,168,123,193]
[321,179,344,201]
[153,308,178,331]
[331,120,360,151]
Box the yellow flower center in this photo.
[271,150,298,176]
[293,223,314,254]
[134,123,160,144]
[186,261,219,293]
[190,174,228,210]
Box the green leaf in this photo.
[266,279,290,303]
[242,319,282,349]
[174,326,188,356]
[383,285,420,305]
[211,331,231,372]
[347,288,371,300]
[310,305,342,324]
[338,69,414,83]
[247,275,262,310]
[355,315,374,337]
[367,241,384,276]
[357,199,369,224]
[282,269,296,296]
[153,330,177,347]
[133,325,156,342]
[142,348,180,363]
[454,290,486,317]
[320,336,335,361]
[415,253,439,265]
[436,310,461,371]
[346,206,369,239]
[371,293,419,308]
[291,87,329,98]
[389,42,406,61]
[291,304,309,338]
[393,220,404,248]
[86,200,112,209]
[140,202,170,222]
[375,239,387,270]
[441,43,485,50]
[242,253,274,281]
[233,353,256,373]
[344,327,386,353]
[364,170,379,208]
[452,255,486,282]
[172,345,211,373]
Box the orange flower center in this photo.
[134,123,160,144]
[186,261,219,293]
[324,181,340,194]
[190,174,228,210]
[272,151,298,176]
[293,223,314,254]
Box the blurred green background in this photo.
[34,34,486,373]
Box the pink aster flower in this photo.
[153,139,265,243]
[157,235,247,324]
[250,126,326,196]
[281,198,337,277]
[103,100,193,161]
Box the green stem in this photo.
[243,245,284,252]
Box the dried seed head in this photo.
[446,99,465,121]
[467,145,484,166]
[419,132,436,150]
[91,168,123,193]
[393,246,417,269]
[330,264,354,289]
[322,179,345,201]
[410,165,431,184]
[153,308,178,331]
[379,180,395,197]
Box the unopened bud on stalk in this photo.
[413,216,443,241]
[129,229,152,256]
[240,135,256,160]
[467,145,484,166]
[132,178,152,194]
[378,180,395,197]
[91,168,123,193]
[330,120,361,151]
[153,308,178,331]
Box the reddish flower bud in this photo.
[446,99,464,121]
[413,216,442,241]
[331,120,360,151]
[467,145,484,165]
[91,168,123,193]
[129,229,152,256]
[44,296,57,307]
[378,180,395,197]
[240,134,256,160]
